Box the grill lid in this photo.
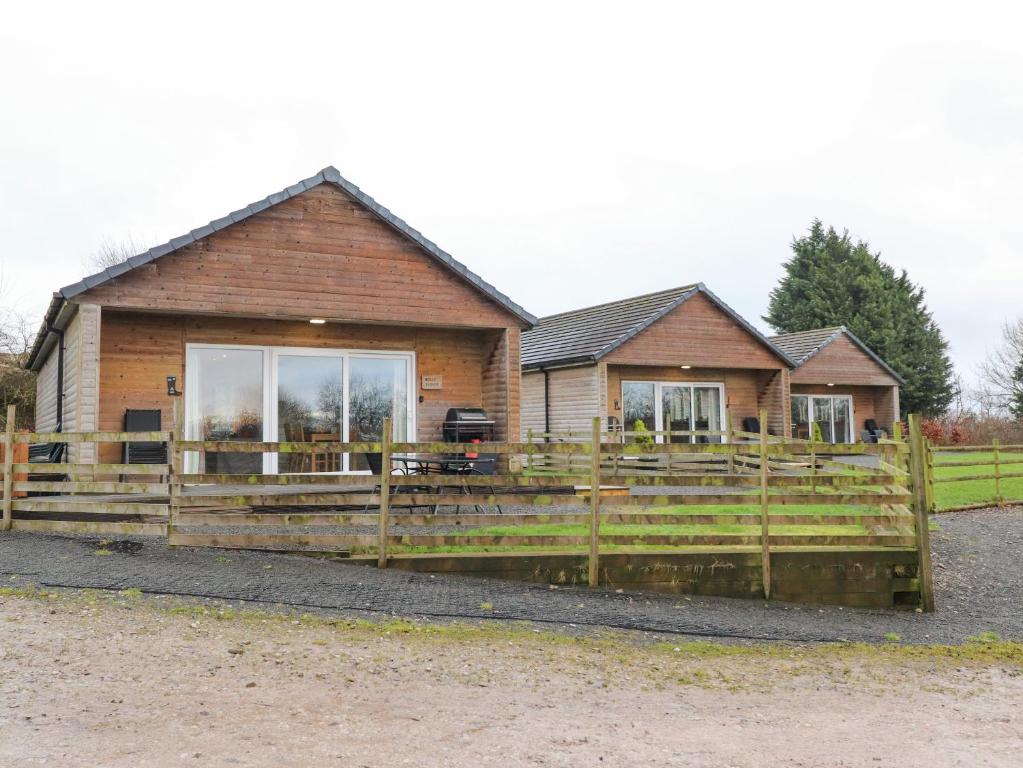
[444,407,493,424]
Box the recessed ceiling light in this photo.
[826,382,835,387]
[680,365,692,369]
[310,318,326,325]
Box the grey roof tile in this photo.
[768,328,843,366]
[769,327,905,384]
[522,284,794,370]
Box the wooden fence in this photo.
[0,406,936,609]
[929,439,1023,511]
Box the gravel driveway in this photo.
[1,507,1020,645]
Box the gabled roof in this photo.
[521,283,796,370]
[27,166,536,369]
[769,327,906,384]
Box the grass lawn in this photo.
[933,451,1023,510]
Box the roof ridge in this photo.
[535,284,697,322]
[768,326,844,340]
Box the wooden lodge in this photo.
[521,289,905,446]
[25,167,535,468]
[520,285,796,440]
[6,169,932,610]
[770,327,904,443]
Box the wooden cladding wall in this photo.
[97,311,514,463]
[76,185,524,330]
[543,366,601,437]
[604,292,787,371]
[520,371,546,439]
[34,342,59,433]
[790,335,901,387]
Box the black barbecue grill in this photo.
[442,407,497,476]
[442,407,495,443]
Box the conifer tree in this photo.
[765,221,955,417]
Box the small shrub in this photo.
[479,601,494,611]
[883,632,901,642]
[633,420,654,445]
[920,419,944,444]
[93,549,113,557]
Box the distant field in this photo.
[933,450,1023,511]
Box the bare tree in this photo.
[975,318,1023,416]
[0,280,36,428]
[83,235,147,272]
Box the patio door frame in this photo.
[621,380,727,443]
[185,342,417,474]
[790,393,855,444]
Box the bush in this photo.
[921,419,944,444]
[633,419,654,445]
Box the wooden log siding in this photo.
[481,328,519,441]
[74,185,524,330]
[96,311,516,463]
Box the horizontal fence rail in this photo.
[0,407,933,610]
[929,440,1023,511]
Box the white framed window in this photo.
[621,380,726,443]
[185,343,415,473]
[790,394,854,444]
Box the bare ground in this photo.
[1,589,1021,768]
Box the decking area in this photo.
[0,409,935,609]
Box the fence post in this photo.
[758,407,771,600]
[526,428,534,473]
[2,405,15,532]
[993,438,1002,506]
[588,416,601,587]
[924,439,935,513]
[724,406,734,473]
[377,417,392,569]
[809,429,817,495]
[907,414,936,612]
[168,399,183,542]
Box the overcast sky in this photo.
[2,2,1020,382]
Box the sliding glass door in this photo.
[186,344,414,474]
[274,352,344,473]
[622,381,725,443]
[348,357,410,471]
[790,394,853,443]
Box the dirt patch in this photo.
[1,589,1021,767]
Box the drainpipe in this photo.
[542,368,551,438]
[44,323,65,433]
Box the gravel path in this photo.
[2,507,1020,644]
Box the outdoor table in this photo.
[390,454,495,475]
[389,454,500,513]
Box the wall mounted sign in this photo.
[421,375,443,390]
